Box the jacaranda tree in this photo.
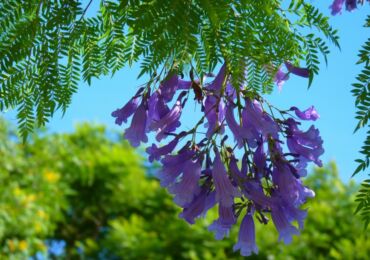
[0,0,369,256]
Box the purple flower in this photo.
[147,91,170,128]
[178,79,193,90]
[225,103,244,148]
[295,181,315,206]
[150,92,186,141]
[225,83,237,100]
[272,164,315,207]
[345,0,357,11]
[208,205,236,240]
[286,118,324,166]
[161,74,193,101]
[111,97,140,125]
[124,102,148,147]
[271,205,300,244]
[179,189,216,224]
[146,137,179,162]
[229,154,244,182]
[274,67,289,91]
[168,159,202,207]
[243,180,272,207]
[329,0,344,15]
[158,74,193,101]
[330,0,345,15]
[111,88,144,125]
[253,141,267,178]
[241,153,248,177]
[147,91,170,132]
[285,61,310,78]
[280,202,308,230]
[242,99,279,142]
[212,149,241,206]
[208,64,226,92]
[158,146,195,187]
[204,95,226,138]
[159,74,178,102]
[233,213,258,256]
[202,64,228,137]
[290,106,319,121]
[294,159,309,177]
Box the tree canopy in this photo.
[0,0,339,139]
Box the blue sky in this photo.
[3,1,369,182]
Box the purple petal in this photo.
[285,61,310,78]
[204,95,226,138]
[146,137,179,162]
[225,103,244,148]
[274,67,289,91]
[178,79,192,90]
[253,141,267,178]
[330,0,345,15]
[225,83,237,100]
[271,206,300,244]
[229,154,244,183]
[151,92,186,141]
[290,106,319,121]
[124,103,148,147]
[111,97,140,125]
[179,189,216,224]
[160,74,178,102]
[243,180,272,207]
[345,0,357,11]
[168,159,202,207]
[286,119,324,166]
[147,91,170,126]
[242,99,279,142]
[158,148,195,187]
[282,203,308,230]
[208,64,226,92]
[208,205,236,240]
[272,165,315,207]
[233,213,258,256]
[212,149,241,206]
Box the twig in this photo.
[79,0,93,22]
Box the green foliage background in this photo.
[352,15,370,228]
[0,120,369,259]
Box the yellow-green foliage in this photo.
[0,120,369,259]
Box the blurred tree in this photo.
[0,119,369,259]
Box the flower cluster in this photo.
[112,63,324,256]
[329,0,362,15]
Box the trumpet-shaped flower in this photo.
[124,102,148,147]
[233,213,258,256]
[285,61,310,78]
[290,106,319,121]
[212,150,240,206]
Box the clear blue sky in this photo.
[3,1,369,182]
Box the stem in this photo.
[79,0,93,22]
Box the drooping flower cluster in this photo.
[273,61,310,91]
[112,64,324,256]
[329,0,369,15]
